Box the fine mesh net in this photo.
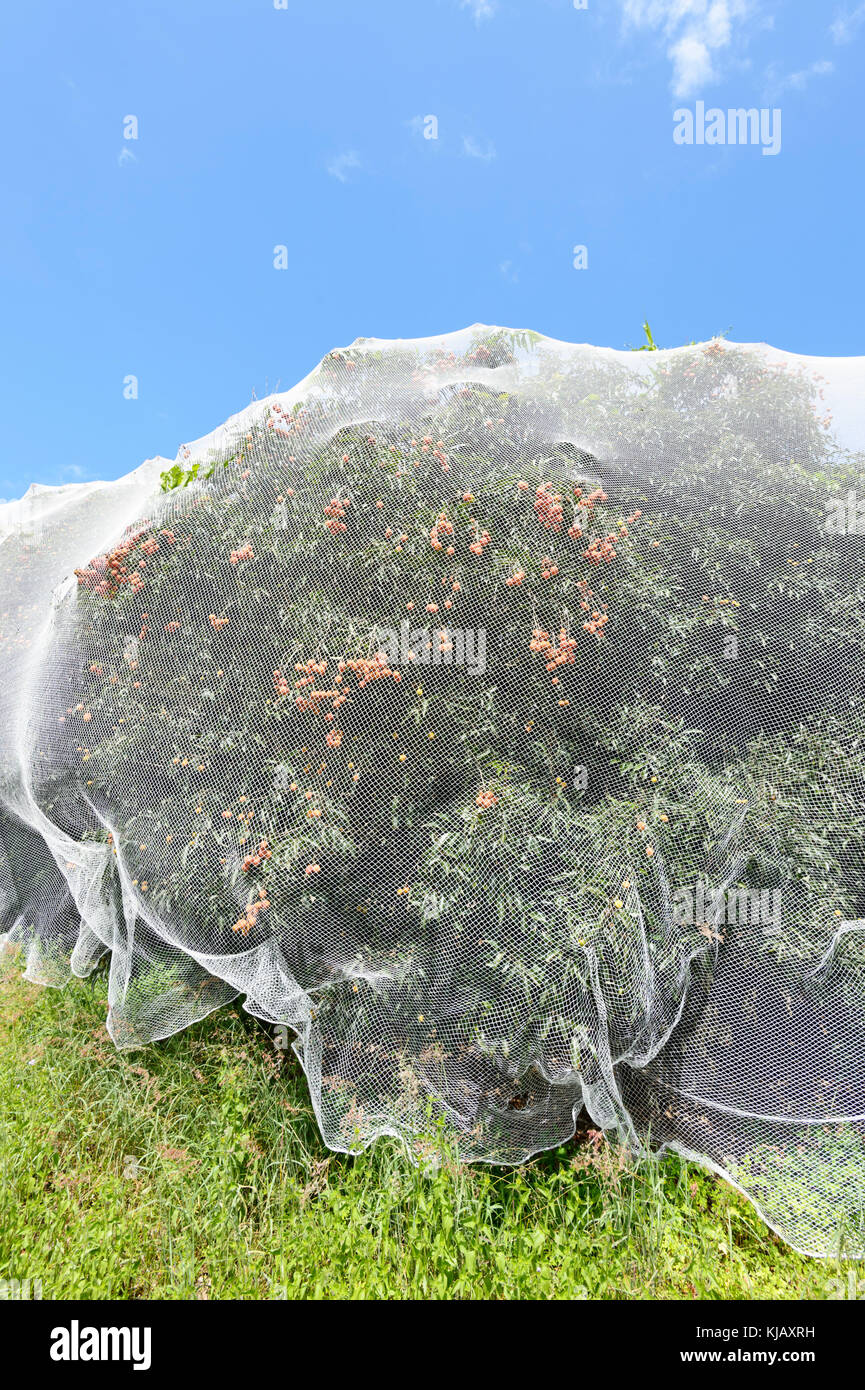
[2,326,865,1257]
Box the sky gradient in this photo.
[1,0,862,497]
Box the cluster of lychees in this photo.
[429,512,455,551]
[468,524,492,556]
[530,627,579,673]
[241,838,272,873]
[323,496,350,534]
[75,528,175,598]
[410,435,450,473]
[232,884,269,936]
[534,483,564,531]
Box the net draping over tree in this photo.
[2,327,864,1257]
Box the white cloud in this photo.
[326,151,360,183]
[499,260,518,283]
[462,135,496,160]
[460,0,497,21]
[831,4,865,43]
[117,147,136,167]
[764,57,833,99]
[669,33,717,94]
[621,0,754,97]
[623,2,845,100]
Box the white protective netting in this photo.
[2,326,865,1256]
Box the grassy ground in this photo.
[0,946,850,1300]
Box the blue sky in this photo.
[0,0,862,497]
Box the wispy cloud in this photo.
[831,4,865,43]
[621,0,754,99]
[462,135,496,161]
[117,147,137,167]
[499,260,518,284]
[764,58,834,100]
[326,150,360,183]
[460,0,497,21]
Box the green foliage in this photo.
[632,320,660,351]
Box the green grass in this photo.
[0,947,850,1300]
